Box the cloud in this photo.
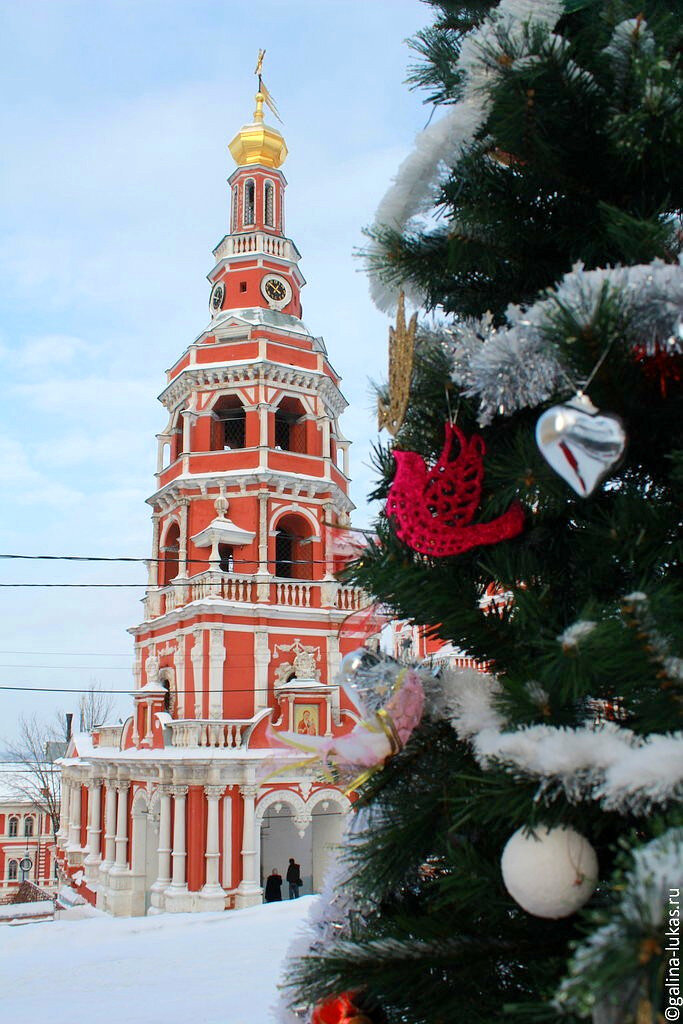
[14,334,92,368]
[0,436,83,509]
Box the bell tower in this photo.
[58,71,366,919]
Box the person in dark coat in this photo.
[286,857,302,899]
[264,868,282,902]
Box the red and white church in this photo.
[56,86,370,916]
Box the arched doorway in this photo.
[260,799,311,895]
[258,789,350,897]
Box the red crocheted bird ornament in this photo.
[386,423,524,557]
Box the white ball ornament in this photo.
[501,826,598,919]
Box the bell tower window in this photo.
[160,522,180,586]
[244,179,255,226]
[274,398,307,453]
[275,530,293,578]
[212,395,246,450]
[274,513,314,580]
[264,181,274,227]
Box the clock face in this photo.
[261,274,291,309]
[264,278,286,302]
[209,282,225,316]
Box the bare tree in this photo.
[5,714,63,844]
[78,679,115,732]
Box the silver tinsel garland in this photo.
[446,259,683,424]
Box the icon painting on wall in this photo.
[294,704,319,736]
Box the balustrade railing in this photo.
[145,573,367,618]
[334,584,371,612]
[274,580,314,608]
[168,718,257,749]
[213,231,297,263]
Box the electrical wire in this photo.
[0,553,351,566]
[0,683,334,694]
[0,651,130,657]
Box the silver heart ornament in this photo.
[536,393,626,497]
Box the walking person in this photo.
[286,857,301,899]
[264,867,282,903]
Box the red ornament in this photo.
[633,343,683,397]
[386,423,524,557]
[312,991,373,1024]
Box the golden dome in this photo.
[228,91,288,169]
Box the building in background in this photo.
[0,766,58,893]
[56,81,369,916]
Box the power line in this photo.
[0,683,336,694]
[0,651,130,657]
[0,553,351,566]
[0,665,132,670]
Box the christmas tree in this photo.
[279,3,683,1023]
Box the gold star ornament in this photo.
[377,290,417,436]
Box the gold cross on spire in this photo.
[254,48,265,86]
[252,49,283,124]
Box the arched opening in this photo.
[8,859,18,881]
[160,522,180,586]
[258,793,347,897]
[274,397,307,453]
[170,409,185,462]
[264,181,274,227]
[274,513,314,580]
[8,816,18,837]
[259,801,311,896]
[24,816,34,837]
[218,544,234,573]
[159,670,177,716]
[212,395,246,450]
[244,179,255,226]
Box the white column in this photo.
[258,492,269,575]
[169,785,188,890]
[254,630,270,712]
[177,497,190,578]
[180,411,195,458]
[155,787,172,889]
[208,628,226,719]
[102,781,117,869]
[258,403,269,447]
[174,640,186,719]
[201,785,226,906]
[235,784,262,908]
[111,782,130,873]
[191,630,203,718]
[58,780,71,844]
[68,780,82,850]
[149,512,161,586]
[84,779,102,873]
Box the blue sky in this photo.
[0,0,434,736]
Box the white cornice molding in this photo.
[128,596,363,634]
[158,358,347,418]
[147,469,354,513]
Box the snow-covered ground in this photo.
[3,897,314,1024]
